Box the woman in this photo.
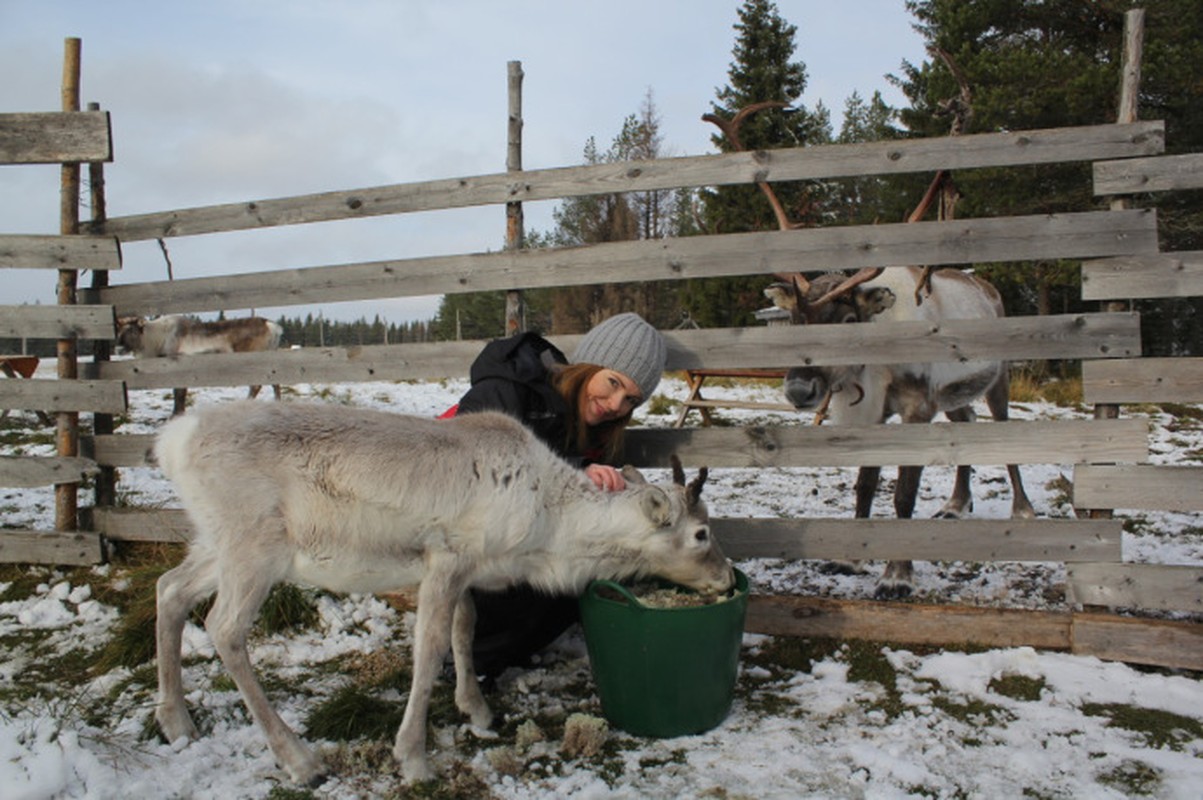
[452,312,667,678]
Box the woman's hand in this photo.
[584,464,626,492]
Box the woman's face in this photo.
[582,368,642,426]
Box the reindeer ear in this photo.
[856,287,896,319]
[621,465,648,485]
[640,487,673,527]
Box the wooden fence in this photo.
[2,87,1200,668]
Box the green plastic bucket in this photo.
[579,568,748,738]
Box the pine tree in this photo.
[536,92,686,333]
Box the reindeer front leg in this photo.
[822,466,881,578]
[394,555,469,783]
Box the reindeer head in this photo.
[765,269,896,326]
[619,455,731,595]
[114,316,147,354]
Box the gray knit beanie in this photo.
[571,313,667,402]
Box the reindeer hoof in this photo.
[819,560,866,576]
[873,581,913,600]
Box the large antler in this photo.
[910,46,974,304]
[702,101,806,232]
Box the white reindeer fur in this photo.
[153,400,731,785]
[770,266,1034,598]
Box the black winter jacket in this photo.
[455,332,587,466]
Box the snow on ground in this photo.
[1,367,1201,798]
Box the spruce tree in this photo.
[896,0,1203,353]
[687,0,834,328]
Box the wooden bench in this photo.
[672,368,793,428]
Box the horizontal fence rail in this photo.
[1074,464,1203,512]
[0,304,117,340]
[84,209,1160,317]
[0,111,113,164]
[0,234,122,271]
[84,313,1141,389]
[0,378,127,414]
[1081,251,1203,300]
[1094,151,1203,194]
[93,122,1163,242]
[91,507,1123,566]
[0,455,98,488]
[1083,357,1203,403]
[714,517,1123,562]
[84,418,1149,470]
[1068,563,1203,613]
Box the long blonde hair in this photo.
[549,362,632,463]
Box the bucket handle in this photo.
[587,579,646,611]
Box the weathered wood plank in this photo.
[91,418,1148,469]
[747,597,1202,670]
[1067,563,1203,613]
[82,312,1141,391]
[83,433,158,468]
[0,378,127,413]
[84,210,1159,316]
[1082,357,1203,403]
[624,419,1148,468]
[92,507,192,543]
[1094,152,1203,194]
[1081,251,1203,301]
[1074,464,1203,512]
[0,304,117,340]
[745,595,1073,650]
[0,235,122,271]
[0,111,113,164]
[0,530,104,566]
[0,455,98,488]
[94,122,1163,242]
[92,507,1120,565]
[714,517,1122,562]
[1070,613,1203,671]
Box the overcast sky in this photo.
[3,1,928,323]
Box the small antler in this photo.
[670,454,686,486]
[670,454,708,507]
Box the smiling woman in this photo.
[447,312,668,678]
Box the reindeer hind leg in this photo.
[155,550,218,743]
[206,554,325,786]
[451,591,492,728]
[984,375,1035,519]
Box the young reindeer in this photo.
[153,400,732,785]
[765,267,1035,598]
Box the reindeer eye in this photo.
[694,529,709,543]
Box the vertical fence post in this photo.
[1096,8,1144,413]
[1085,9,1144,534]
[504,60,525,336]
[88,100,116,510]
[55,37,82,532]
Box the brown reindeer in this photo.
[116,315,284,416]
